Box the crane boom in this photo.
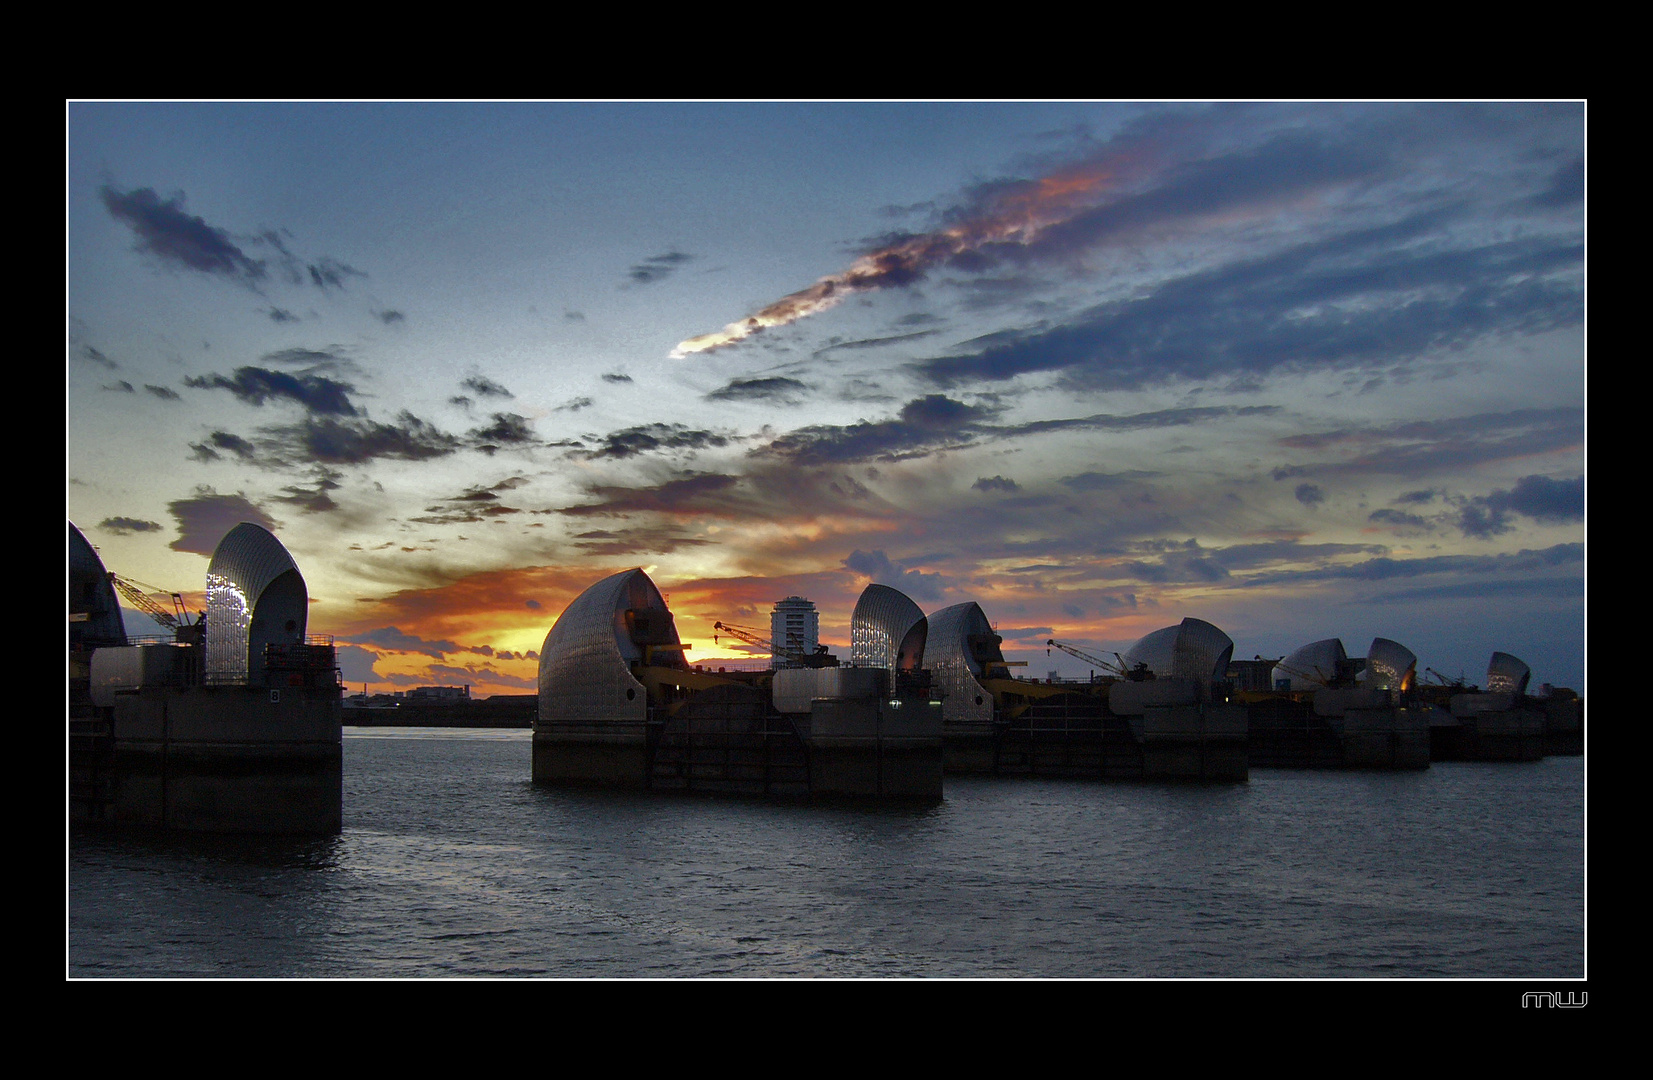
[1045,639,1127,677]
[109,573,179,631]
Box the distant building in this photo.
[770,597,819,669]
[407,685,470,703]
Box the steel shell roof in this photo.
[1486,652,1532,695]
[1121,618,1234,682]
[205,523,307,681]
[69,521,127,649]
[1273,638,1347,691]
[850,583,925,671]
[926,601,1000,726]
[1364,637,1417,692]
[538,568,680,728]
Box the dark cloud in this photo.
[344,626,459,658]
[307,257,365,290]
[919,210,1584,391]
[829,475,873,500]
[469,413,537,451]
[1240,542,1583,588]
[705,377,809,403]
[185,366,358,416]
[266,308,299,323]
[758,394,998,465]
[570,527,720,556]
[1368,508,1431,529]
[377,309,406,324]
[559,473,739,517]
[627,251,694,285]
[271,467,345,513]
[812,329,941,358]
[297,413,461,465]
[105,381,135,393]
[260,347,347,369]
[1060,470,1159,491]
[1116,538,1232,584]
[80,346,118,370]
[449,395,474,409]
[167,488,279,554]
[99,517,162,535]
[602,372,633,383]
[842,549,950,602]
[1396,489,1436,504]
[188,430,258,462]
[336,645,380,684]
[461,375,514,399]
[556,397,594,412]
[1486,474,1584,524]
[1532,154,1585,208]
[973,475,1019,492]
[1458,474,1584,539]
[995,405,1280,441]
[145,384,181,401]
[577,423,732,460]
[1369,576,1584,603]
[1295,483,1326,507]
[1279,409,1584,480]
[100,186,266,284]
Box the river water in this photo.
[67,727,1585,979]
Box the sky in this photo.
[66,101,1587,696]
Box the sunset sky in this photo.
[66,102,1586,696]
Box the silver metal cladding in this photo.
[1486,651,1532,695]
[204,523,307,683]
[925,601,1000,726]
[1365,637,1418,692]
[1273,638,1349,692]
[1121,618,1234,682]
[537,567,680,728]
[849,583,925,671]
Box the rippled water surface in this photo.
[68,728,1585,978]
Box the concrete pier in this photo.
[1244,689,1430,769]
[1431,692,1548,761]
[536,570,943,799]
[69,521,343,835]
[95,683,342,833]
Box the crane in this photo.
[108,573,203,641]
[1045,639,1129,679]
[713,621,837,668]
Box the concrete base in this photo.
[1432,709,1548,761]
[1246,696,1429,770]
[79,683,342,834]
[806,698,942,799]
[1338,708,1432,770]
[533,726,652,787]
[1133,705,1249,781]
